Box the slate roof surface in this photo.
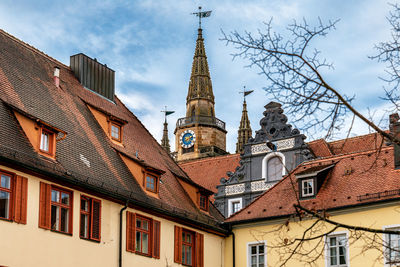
[179,153,241,201]
[0,29,224,232]
[226,134,399,223]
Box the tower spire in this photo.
[236,87,253,154]
[186,7,214,117]
[161,106,174,153]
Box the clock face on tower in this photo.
[180,130,196,148]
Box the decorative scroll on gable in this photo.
[248,102,304,144]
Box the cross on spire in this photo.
[191,6,212,29]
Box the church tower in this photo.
[236,98,252,154]
[174,10,227,162]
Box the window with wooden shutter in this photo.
[195,232,204,267]
[39,182,51,229]
[174,226,204,267]
[126,211,136,252]
[152,220,161,259]
[174,226,182,263]
[80,195,101,242]
[0,170,28,224]
[126,211,161,259]
[13,175,28,224]
[91,199,101,241]
[39,182,73,234]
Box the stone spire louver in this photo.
[161,118,170,153]
[185,28,215,118]
[236,99,252,154]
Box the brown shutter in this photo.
[90,199,101,241]
[152,220,161,259]
[195,232,204,267]
[126,211,136,252]
[174,226,182,263]
[38,182,51,229]
[13,175,28,224]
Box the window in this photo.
[39,182,72,234]
[384,227,400,265]
[145,174,158,193]
[39,127,55,156]
[267,156,283,181]
[80,195,101,241]
[228,198,242,217]
[126,211,160,259]
[262,152,285,182]
[326,234,348,267]
[174,226,204,267]
[198,193,208,211]
[182,230,194,266]
[248,242,266,267]
[0,171,27,224]
[301,179,314,197]
[51,187,72,233]
[136,216,151,255]
[0,172,12,220]
[110,121,122,142]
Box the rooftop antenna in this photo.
[239,86,254,101]
[191,6,212,29]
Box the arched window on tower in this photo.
[262,152,285,182]
[191,107,196,117]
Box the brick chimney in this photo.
[390,113,400,169]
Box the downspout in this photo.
[119,201,129,267]
[232,230,236,267]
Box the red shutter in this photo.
[38,182,51,229]
[126,211,136,252]
[90,199,101,241]
[174,226,182,263]
[13,175,28,224]
[195,232,204,267]
[152,220,161,259]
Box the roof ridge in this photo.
[179,153,240,166]
[327,132,380,145]
[0,29,69,69]
[303,145,392,163]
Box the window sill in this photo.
[80,236,101,243]
[50,229,73,236]
[0,217,12,222]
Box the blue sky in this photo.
[0,0,394,153]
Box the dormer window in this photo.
[198,193,209,211]
[145,173,158,193]
[110,121,122,142]
[301,178,314,197]
[39,127,56,157]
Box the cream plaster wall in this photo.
[0,164,224,267]
[226,204,400,267]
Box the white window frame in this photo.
[301,178,314,197]
[247,240,267,267]
[383,224,400,267]
[261,152,285,181]
[324,231,349,267]
[228,197,242,217]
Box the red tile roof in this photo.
[0,29,225,232]
[179,154,241,201]
[226,134,399,223]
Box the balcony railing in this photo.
[176,115,226,130]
